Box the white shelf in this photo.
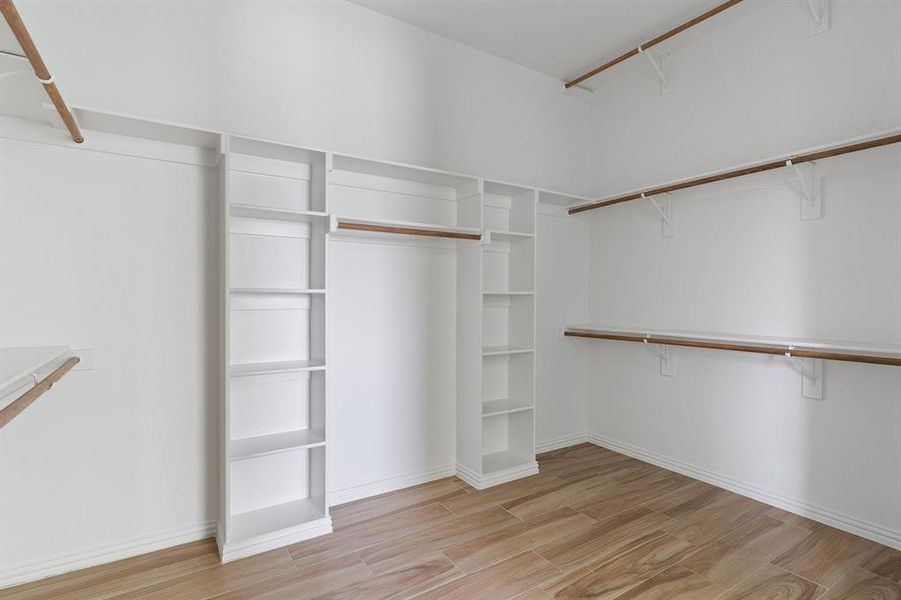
[231,287,326,295]
[482,290,534,296]
[0,346,72,402]
[482,450,531,474]
[230,496,325,542]
[231,428,326,461]
[486,230,536,241]
[481,399,533,418]
[482,345,534,357]
[230,359,326,377]
[231,203,328,223]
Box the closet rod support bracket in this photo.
[643,193,676,237]
[786,159,822,221]
[807,0,830,36]
[785,346,824,399]
[637,46,673,96]
[644,337,676,376]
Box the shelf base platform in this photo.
[219,497,331,563]
[218,513,332,564]
[455,458,539,491]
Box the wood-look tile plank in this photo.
[716,563,825,599]
[512,589,554,599]
[113,547,299,600]
[289,502,455,567]
[540,450,638,480]
[440,474,567,517]
[642,481,732,517]
[443,507,597,573]
[534,506,674,573]
[760,506,827,532]
[207,552,370,600]
[678,513,812,586]
[862,546,901,583]
[0,540,219,600]
[359,506,519,575]
[771,525,884,588]
[574,471,699,521]
[611,564,724,599]
[412,551,560,600]
[309,555,462,600]
[820,567,901,600]
[537,442,609,463]
[541,531,694,599]
[660,491,768,547]
[502,472,622,520]
[330,477,469,529]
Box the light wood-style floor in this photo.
[5,443,900,599]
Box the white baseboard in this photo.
[455,461,539,490]
[0,520,216,589]
[328,463,456,507]
[217,516,332,563]
[536,432,589,454]
[587,432,901,551]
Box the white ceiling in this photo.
[350,0,725,88]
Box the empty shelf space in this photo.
[231,287,326,295]
[229,496,325,541]
[231,204,328,223]
[230,360,326,377]
[231,428,326,461]
[482,450,531,474]
[482,345,534,356]
[481,399,533,417]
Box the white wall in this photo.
[1,0,594,583]
[585,0,901,547]
[536,209,591,449]
[16,0,592,197]
[0,139,220,579]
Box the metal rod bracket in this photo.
[785,346,824,399]
[637,46,673,96]
[807,0,830,36]
[644,337,676,376]
[643,193,676,237]
[786,159,822,220]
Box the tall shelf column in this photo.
[457,181,538,489]
[218,135,332,562]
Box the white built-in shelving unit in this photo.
[457,181,539,489]
[219,135,332,562]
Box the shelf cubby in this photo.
[482,181,536,235]
[229,217,326,292]
[482,235,535,294]
[229,292,325,367]
[482,294,534,352]
[229,445,326,541]
[481,410,534,475]
[229,370,326,452]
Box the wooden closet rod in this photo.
[0,356,80,430]
[565,0,742,89]
[564,329,901,367]
[336,220,482,241]
[0,0,83,143]
[569,131,901,215]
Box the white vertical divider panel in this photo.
[456,183,539,490]
[218,136,332,563]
